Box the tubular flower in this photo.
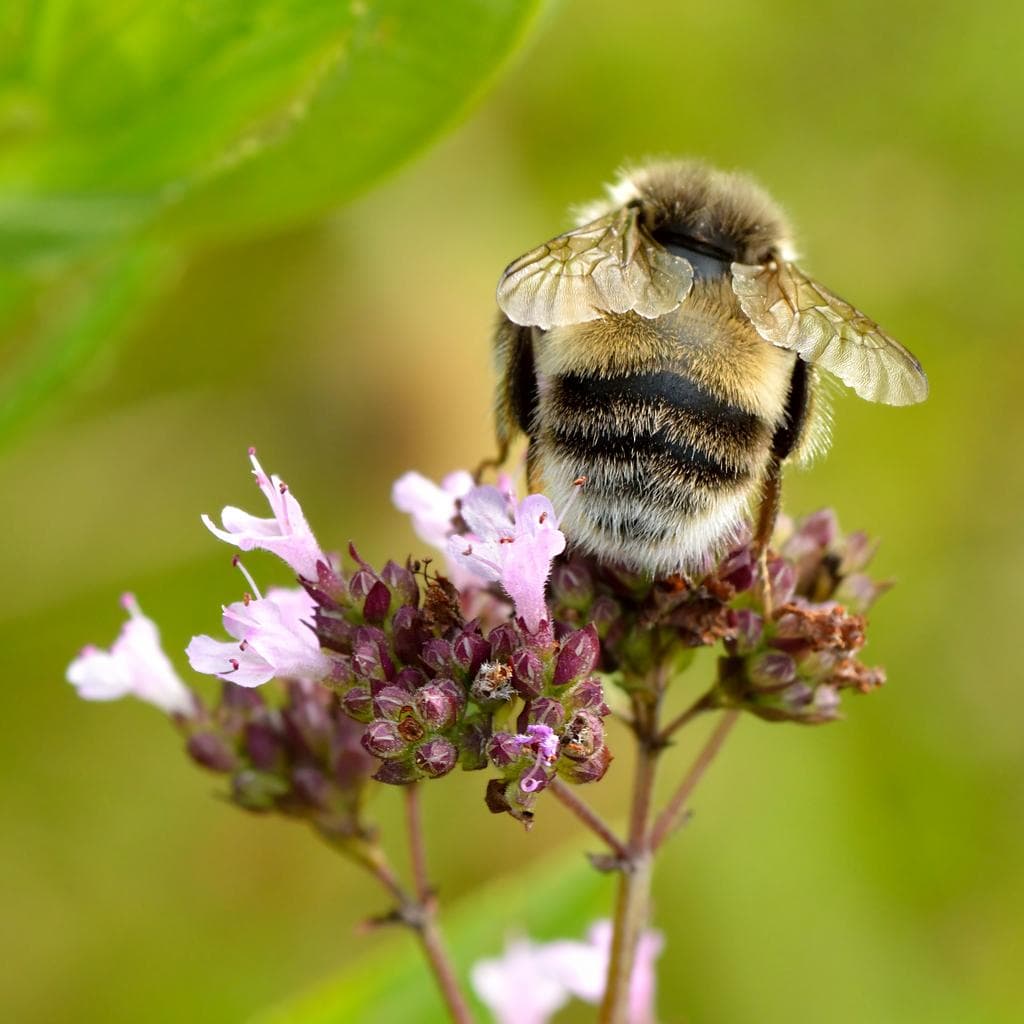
[391,469,475,550]
[448,486,565,633]
[186,587,332,688]
[202,449,327,580]
[66,594,195,716]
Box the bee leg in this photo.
[754,454,783,618]
[473,439,509,483]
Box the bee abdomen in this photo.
[547,371,769,491]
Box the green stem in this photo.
[599,694,660,1024]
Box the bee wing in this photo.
[731,261,928,406]
[497,205,694,330]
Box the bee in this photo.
[491,160,928,577]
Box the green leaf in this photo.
[0,245,176,447]
[0,0,548,443]
[0,0,549,262]
[255,844,610,1024]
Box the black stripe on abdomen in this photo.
[547,371,766,491]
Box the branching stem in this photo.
[549,777,630,860]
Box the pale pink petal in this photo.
[460,484,515,539]
[187,591,329,688]
[201,450,327,580]
[67,596,194,715]
[392,470,474,550]
[66,648,133,702]
[471,938,570,1024]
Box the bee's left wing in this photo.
[731,261,928,406]
[497,205,693,330]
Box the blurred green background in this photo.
[3,1,1022,1021]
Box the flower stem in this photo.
[320,814,475,1024]
[599,697,660,1024]
[648,710,740,853]
[405,783,432,903]
[549,777,630,861]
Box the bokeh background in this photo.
[3,1,1023,1021]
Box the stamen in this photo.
[232,556,263,601]
[555,475,588,522]
[228,658,240,672]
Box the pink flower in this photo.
[511,724,560,793]
[392,470,475,549]
[202,450,327,580]
[447,486,565,633]
[66,595,195,716]
[186,587,331,688]
[471,938,572,1024]
[471,920,663,1024]
[548,920,664,1023]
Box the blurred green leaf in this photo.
[0,0,547,263]
[0,0,547,444]
[0,245,176,445]
[256,844,609,1024]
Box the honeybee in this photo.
[491,160,927,577]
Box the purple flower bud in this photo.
[767,559,797,608]
[452,629,490,679]
[553,625,600,686]
[562,678,606,715]
[839,531,877,575]
[394,666,427,690]
[222,681,265,711]
[282,683,332,756]
[372,684,416,721]
[341,686,373,722]
[187,732,236,772]
[361,719,409,758]
[352,636,387,682]
[414,679,465,730]
[719,545,756,592]
[559,746,611,784]
[488,623,519,660]
[750,652,798,690]
[373,758,420,786]
[421,638,453,675]
[799,509,839,549]
[589,596,620,629]
[381,560,419,607]
[731,609,764,654]
[414,737,458,778]
[487,731,525,768]
[511,647,545,697]
[362,580,392,624]
[470,661,516,705]
[244,721,282,770]
[315,607,355,654]
[812,684,841,717]
[392,605,429,664]
[458,719,490,771]
[529,697,566,729]
[836,573,889,614]
[781,681,815,709]
[291,766,330,809]
[551,561,594,607]
[561,710,605,762]
[348,567,378,601]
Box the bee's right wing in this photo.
[497,205,694,330]
[732,260,928,406]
